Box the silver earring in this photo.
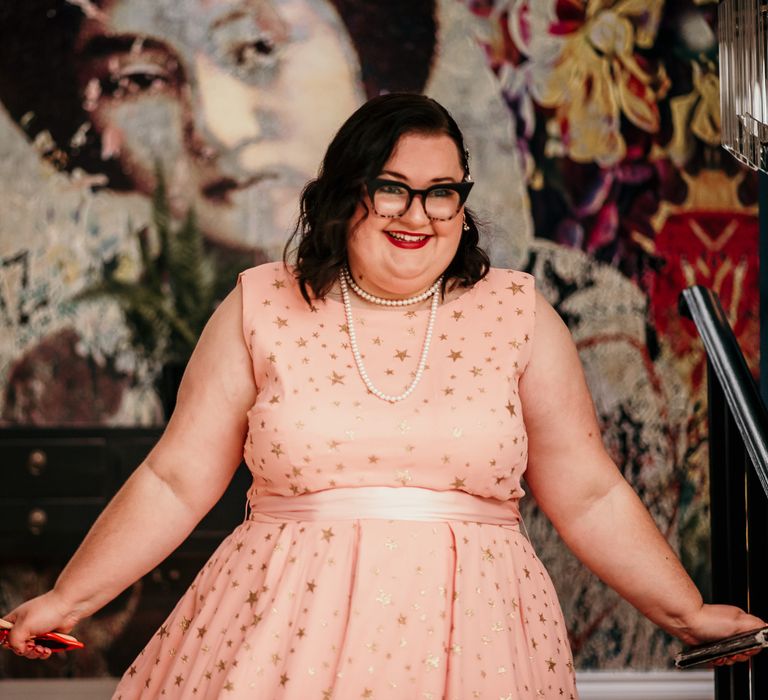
[462,217,470,232]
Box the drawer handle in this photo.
[28,508,48,535]
[27,450,47,476]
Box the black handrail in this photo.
[679,284,768,700]
[679,286,768,495]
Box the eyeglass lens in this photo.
[373,184,462,220]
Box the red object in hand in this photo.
[0,618,84,652]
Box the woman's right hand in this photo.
[3,589,80,659]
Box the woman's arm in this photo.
[519,290,763,647]
[5,282,257,655]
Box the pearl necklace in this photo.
[343,267,441,306]
[339,270,442,403]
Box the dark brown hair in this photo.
[285,93,490,305]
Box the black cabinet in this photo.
[0,427,251,678]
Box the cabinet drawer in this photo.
[0,498,105,558]
[2,439,111,497]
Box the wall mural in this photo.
[0,0,759,675]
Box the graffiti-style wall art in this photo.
[0,0,758,673]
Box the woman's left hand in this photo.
[677,603,766,665]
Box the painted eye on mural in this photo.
[97,59,180,100]
[229,36,280,73]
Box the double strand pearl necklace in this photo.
[339,268,442,403]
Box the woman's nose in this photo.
[400,194,431,226]
[184,54,262,164]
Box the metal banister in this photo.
[678,284,768,700]
[679,285,768,495]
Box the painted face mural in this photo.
[74,0,365,258]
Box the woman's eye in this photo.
[379,185,408,195]
[429,188,453,198]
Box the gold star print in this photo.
[395,469,412,485]
[297,628,306,638]
[470,366,483,377]
[443,386,454,395]
[223,681,235,691]
[279,673,290,687]
[547,658,557,672]
[507,281,525,295]
[174,675,184,686]
[272,279,286,289]
[505,401,516,417]
[271,442,284,457]
[523,567,531,579]
[269,394,280,404]
[328,440,341,450]
[482,547,495,561]
[451,476,466,489]
[362,690,373,699]
[328,371,345,385]
[274,316,288,328]
[398,614,407,625]
[452,310,464,321]
[447,349,463,362]
[394,348,410,361]
[322,690,333,700]
[321,527,335,542]
[368,455,380,463]
[196,625,207,639]
[157,624,169,638]
[246,590,259,605]
[296,337,307,347]
[128,666,137,677]
[306,580,317,593]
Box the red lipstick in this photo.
[385,231,431,249]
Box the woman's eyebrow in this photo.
[78,34,171,58]
[380,170,458,183]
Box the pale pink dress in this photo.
[113,262,578,699]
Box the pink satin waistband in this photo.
[247,486,521,526]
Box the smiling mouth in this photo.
[201,173,277,203]
[387,231,430,243]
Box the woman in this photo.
[4,94,762,698]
